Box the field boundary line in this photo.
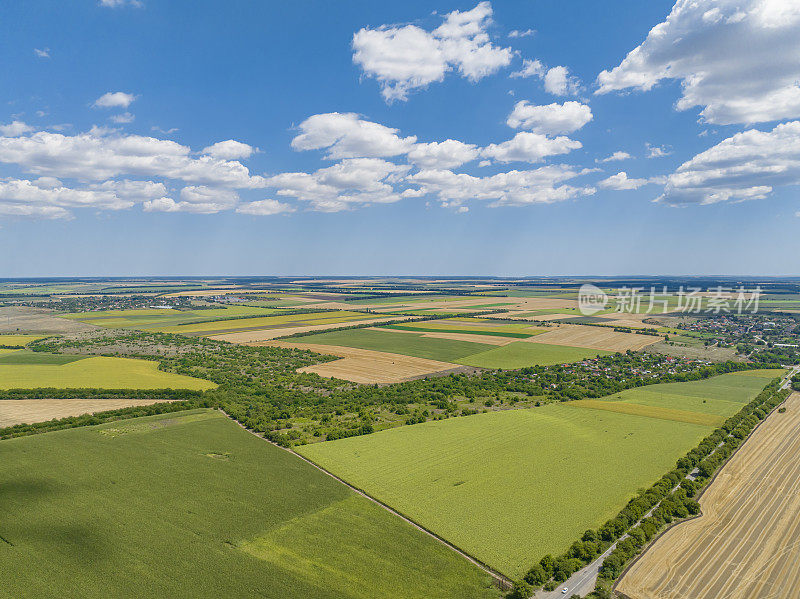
[219,409,514,591]
[612,371,798,598]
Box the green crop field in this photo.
[152,310,378,335]
[585,370,783,419]
[456,341,612,368]
[61,306,280,330]
[0,410,498,599]
[0,334,49,347]
[290,328,495,362]
[0,355,216,390]
[297,372,776,578]
[294,328,607,367]
[385,317,545,338]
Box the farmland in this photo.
[0,409,499,599]
[296,371,778,579]
[457,341,612,368]
[0,334,48,347]
[616,392,800,599]
[289,328,496,362]
[59,305,282,330]
[0,398,182,428]
[0,353,215,390]
[288,326,610,376]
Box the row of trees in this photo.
[0,399,209,440]
[509,378,789,598]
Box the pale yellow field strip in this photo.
[258,341,462,384]
[617,392,800,599]
[594,312,654,328]
[0,398,178,428]
[524,324,660,351]
[208,316,409,343]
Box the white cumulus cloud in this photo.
[596,0,800,124]
[407,165,595,207]
[291,113,416,159]
[658,120,800,204]
[543,66,581,96]
[597,151,632,163]
[480,131,582,164]
[202,139,256,160]
[352,2,513,101]
[506,101,593,134]
[93,92,136,109]
[598,171,649,190]
[0,130,266,188]
[0,121,34,137]
[236,199,296,216]
[407,139,479,169]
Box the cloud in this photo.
[99,0,143,7]
[236,199,296,216]
[647,143,672,158]
[658,120,800,204]
[142,186,239,214]
[597,151,632,163]
[596,0,800,124]
[598,171,649,190]
[0,203,71,219]
[0,130,266,188]
[0,121,34,137]
[480,131,582,163]
[456,206,470,213]
[0,177,159,219]
[93,92,136,109]
[173,186,239,213]
[407,164,595,207]
[202,139,255,160]
[406,139,479,169]
[510,58,546,79]
[34,48,50,59]
[268,158,409,212]
[508,29,535,38]
[291,112,416,159]
[109,112,135,124]
[352,1,513,101]
[543,66,581,96]
[506,100,593,134]
[88,179,167,202]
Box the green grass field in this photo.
[456,341,612,368]
[297,372,777,578]
[291,328,495,362]
[0,410,498,598]
[0,355,216,390]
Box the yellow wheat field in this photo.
[258,341,463,384]
[0,398,179,428]
[617,392,800,599]
[525,324,660,351]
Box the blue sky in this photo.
[1,0,799,276]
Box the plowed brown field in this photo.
[616,392,800,599]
